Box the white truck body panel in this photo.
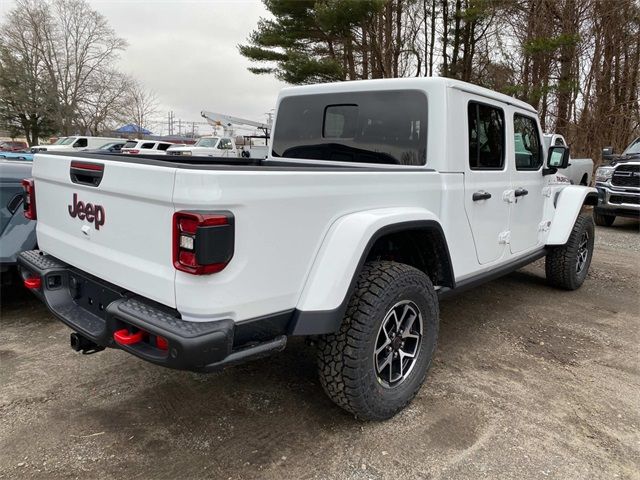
[33,154,177,307]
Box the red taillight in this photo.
[127,149,139,155]
[22,178,36,220]
[172,211,234,275]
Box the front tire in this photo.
[545,213,595,290]
[317,261,439,421]
[594,211,615,227]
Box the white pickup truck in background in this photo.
[543,133,593,185]
[166,136,238,157]
[19,78,597,420]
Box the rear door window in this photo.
[272,90,427,165]
[468,102,505,170]
[141,142,155,149]
[157,143,171,151]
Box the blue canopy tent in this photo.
[115,124,152,135]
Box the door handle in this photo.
[472,191,492,201]
[515,188,529,197]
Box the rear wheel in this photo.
[594,211,615,227]
[545,213,595,290]
[316,261,439,421]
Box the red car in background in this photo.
[0,141,28,152]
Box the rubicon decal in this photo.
[68,193,105,230]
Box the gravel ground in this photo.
[1,218,639,480]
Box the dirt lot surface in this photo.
[1,219,639,480]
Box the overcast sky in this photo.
[0,0,287,135]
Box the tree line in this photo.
[0,0,158,145]
[240,0,640,164]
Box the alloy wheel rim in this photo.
[576,231,589,274]
[373,300,423,388]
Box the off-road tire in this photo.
[545,213,595,290]
[316,261,439,421]
[593,211,615,227]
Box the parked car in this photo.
[31,136,122,153]
[166,136,238,157]
[1,159,36,282]
[0,141,28,152]
[84,141,126,154]
[542,134,593,185]
[121,139,174,155]
[594,137,640,226]
[0,151,33,161]
[18,77,597,420]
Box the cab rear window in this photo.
[272,90,427,165]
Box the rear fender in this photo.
[547,186,598,245]
[291,207,452,335]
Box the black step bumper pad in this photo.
[17,250,286,372]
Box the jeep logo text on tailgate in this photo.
[68,193,105,230]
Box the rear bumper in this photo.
[595,184,640,218]
[17,250,287,372]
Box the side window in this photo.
[514,114,542,170]
[217,138,232,149]
[468,102,505,170]
[74,138,88,148]
[157,143,171,151]
[141,142,155,149]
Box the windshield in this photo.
[123,141,138,149]
[53,137,67,144]
[60,137,78,145]
[623,138,640,155]
[195,137,219,148]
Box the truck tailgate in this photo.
[33,154,177,308]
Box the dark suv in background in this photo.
[594,137,640,226]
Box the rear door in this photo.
[463,100,511,264]
[33,154,177,307]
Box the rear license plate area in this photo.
[69,272,124,320]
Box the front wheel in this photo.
[316,261,439,421]
[545,213,595,290]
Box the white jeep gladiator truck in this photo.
[19,78,597,420]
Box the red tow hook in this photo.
[24,276,42,289]
[113,329,146,346]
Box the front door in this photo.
[510,113,546,254]
[463,101,511,264]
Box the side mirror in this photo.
[543,145,570,175]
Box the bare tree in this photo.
[120,81,159,136]
[16,0,127,135]
[76,70,132,135]
[0,5,57,145]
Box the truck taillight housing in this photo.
[22,178,36,220]
[173,211,234,275]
